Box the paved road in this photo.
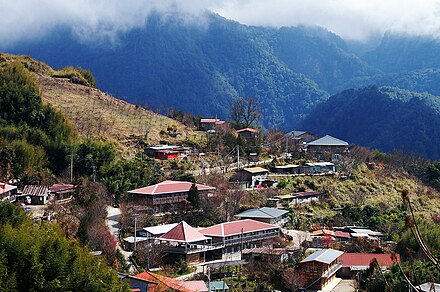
[331,279,356,292]
[188,158,273,176]
[106,206,134,271]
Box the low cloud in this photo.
[1,0,440,46]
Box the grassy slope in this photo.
[0,53,198,152]
[307,164,440,221]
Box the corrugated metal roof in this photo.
[209,281,229,291]
[300,249,344,264]
[272,164,300,169]
[181,281,208,292]
[243,167,269,174]
[242,247,286,255]
[159,221,209,243]
[22,185,49,197]
[340,253,398,269]
[135,271,193,292]
[307,135,349,146]
[142,223,178,236]
[235,207,288,219]
[128,180,215,196]
[200,219,278,237]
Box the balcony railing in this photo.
[322,261,343,279]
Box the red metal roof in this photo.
[159,221,209,243]
[181,281,208,292]
[200,219,278,237]
[128,180,215,196]
[201,118,220,123]
[49,183,76,194]
[135,271,194,292]
[0,183,17,195]
[340,253,399,268]
[236,127,258,133]
[335,231,351,239]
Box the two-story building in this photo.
[305,135,349,161]
[232,167,269,189]
[299,249,344,291]
[127,180,215,213]
[199,219,280,254]
[157,221,219,264]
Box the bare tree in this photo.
[231,96,262,128]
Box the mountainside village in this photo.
[2,112,438,292]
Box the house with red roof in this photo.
[0,182,17,202]
[299,249,344,291]
[338,253,399,278]
[157,221,222,264]
[199,219,280,254]
[49,183,76,201]
[135,271,208,292]
[127,180,215,213]
[236,127,259,140]
[200,118,225,131]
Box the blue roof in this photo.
[307,135,349,146]
[235,207,289,219]
[209,281,229,291]
[300,249,344,264]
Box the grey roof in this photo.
[307,135,349,147]
[416,282,440,292]
[141,223,178,236]
[288,130,307,137]
[300,249,344,264]
[235,207,288,219]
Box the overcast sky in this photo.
[1,0,440,46]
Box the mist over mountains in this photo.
[4,11,440,159]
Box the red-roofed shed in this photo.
[338,253,399,278]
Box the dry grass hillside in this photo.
[0,53,198,152]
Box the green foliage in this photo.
[74,139,117,178]
[427,160,440,191]
[0,202,129,291]
[52,66,96,87]
[301,86,440,160]
[187,183,200,209]
[100,155,163,203]
[0,62,74,180]
[395,220,440,261]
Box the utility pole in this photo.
[237,145,240,169]
[207,266,211,292]
[285,136,289,155]
[92,165,96,182]
[70,153,74,183]
[133,213,139,252]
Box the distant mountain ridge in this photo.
[5,12,377,129]
[6,11,440,158]
[300,86,440,160]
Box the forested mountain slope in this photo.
[300,86,440,160]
